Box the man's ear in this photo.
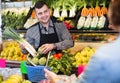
[49,9,53,16]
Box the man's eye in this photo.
[44,10,49,13]
[38,13,42,15]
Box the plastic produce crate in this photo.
[20,61,27,74]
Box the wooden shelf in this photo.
[69,29,118,33]
[16,29,118,34]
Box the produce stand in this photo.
[0,0,118,82]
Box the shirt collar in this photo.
[39,19,54,29]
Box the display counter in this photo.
[69,42,106,54]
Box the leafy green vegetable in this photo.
[48,51,74,75]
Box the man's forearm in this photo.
[55,40,74,50]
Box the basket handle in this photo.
[27,54,37,66]
[27,51,51,67]
[45,51,51,68]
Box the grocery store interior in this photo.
[0,0,118,83]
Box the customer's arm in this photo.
[76,50,109,83]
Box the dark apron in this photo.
[37,22,61,53]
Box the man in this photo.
[44,0,120,83]
[25,1,74,54]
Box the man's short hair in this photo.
[34,1,48,9]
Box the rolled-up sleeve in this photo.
[54,22,74,50]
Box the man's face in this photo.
[35,5,50,24]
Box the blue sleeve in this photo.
[76,51,110,83]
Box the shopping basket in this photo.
[25,64,50,82]
[26,51,51,82]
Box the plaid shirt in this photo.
[25,19,74,50]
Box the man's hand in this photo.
[40,43,56,54]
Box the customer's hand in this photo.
[40,43,56,54]
[44,68,59,83]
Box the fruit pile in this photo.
[0,75,2,83]
[1,74,31,83]
[73,46,96,67]
[0,41,26,61]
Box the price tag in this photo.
[0,59,6,68]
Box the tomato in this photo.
[54,57,60,60]
[57,53,62,58]
[53,54,57,57]
[53,54,60,60]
